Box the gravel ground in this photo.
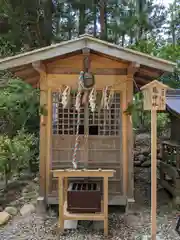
[0,168,180,240]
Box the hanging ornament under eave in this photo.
[61,86,71,109]
[100,86,115,110]
[75,90,82,112]
[89,88,97,112]
[106,87,115,110]
[100,86,108,109]
[58,87,62,102]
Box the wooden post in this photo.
[140,80,170,240]
[121,83,128,196]
[58,177,64,232]
[103,176,108,236]
[46,88,52,194]
[151,109,157,240]
[32,61,47,198]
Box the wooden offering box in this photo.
[67,182,101,213]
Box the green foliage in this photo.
[158,44,180,88]
[140,112,170,134]
[125,92,170,135]
[0,78,39,136]
[0,130,38,186]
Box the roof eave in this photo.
[0,36,176,74]
[0,38,86,71]
[86,38,176,73]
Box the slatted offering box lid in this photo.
[140,80,171,111]
[52,168,115,178]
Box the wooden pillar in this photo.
[126,75,134,199]
[151,109,157,240]
[58,177,64,232]
[46,87,52,195]
[125,63,139,199]
[32,61,47,199]
[121,82,128,195]
[39,89,47,197]
[103,176,108,236]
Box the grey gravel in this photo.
[0,167,180,239]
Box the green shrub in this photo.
[0,129,38,187]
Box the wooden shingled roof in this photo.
[0,34,176,88]
[166,89,180,115]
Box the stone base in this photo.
[135,235,163,240]
[36,196,46,215]
[64,220,78,229]
[92,221,104,230]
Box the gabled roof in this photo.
[0,34,176,88]
[140,80,170,90]
[0,34,176,72]
[166,89,180,115]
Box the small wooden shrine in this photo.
[0,34,176,209]
[160,89,180,205]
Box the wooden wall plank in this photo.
[47,67,127,75]
[46,53,128,73]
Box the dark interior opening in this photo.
[89,125,98,135]
[79,125,84,134]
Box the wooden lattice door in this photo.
[52,92,88,171]
[51,91,122,196]
[87,93,122,196]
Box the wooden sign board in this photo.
[140,80,170,111]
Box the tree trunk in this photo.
[171,8,176,46]
[79,4,86,35]
[99,0,107,40]
[93,1,97,37]
[121,33,125,46]
[43,0,54,46]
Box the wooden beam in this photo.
[127,62,140,76]
[135,78,151,87]
[47,67,127,75]
[139,67,162,78]
[16,73,38,81]
[10,64,32,73]
[47,74,127,91]
[23,76,39,84]
[136,72,157,81]
[32,61,46,73]
[82,47,90,72]
[14,67,36,78]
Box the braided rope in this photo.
[72,109,81,169]
[72,89,81,169]
[72,71,95,169]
